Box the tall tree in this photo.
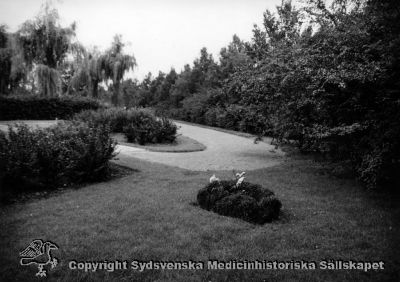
[0,25,12,94]
[170,65,192,107]
[99,35,136,106]
[219,34,251,79]
[68,45,103,98]
[17,4,76,97]
[191,47,217,90]
[156,68,177,103]
[0,25,27,94]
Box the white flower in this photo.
[235,171,246,179]
[236,176,245,187]
[209,174,220,183]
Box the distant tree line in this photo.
[125,0,400,190]
[0,3,135,106]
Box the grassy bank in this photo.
[0,154,398,281]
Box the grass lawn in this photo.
[0,154,399,281]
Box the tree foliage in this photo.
[0,25,12,94]
[0,6,136,101]
[68,45,103,98]
[136,0,400,190]
[15,4,76,97]
[0,25,27,94]
[1,0,398,190]
[99,35,136,106]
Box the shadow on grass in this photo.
[0,163,136,206]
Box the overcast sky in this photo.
[0,0,282,79]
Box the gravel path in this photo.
[0,120,285,171]
[117,122,284,171]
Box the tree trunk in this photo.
[91,79,99,99]
[0,77,7,95]
[111,82,120,106]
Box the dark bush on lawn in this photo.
[0,121,116,197]
[74,108,177,145]
[0,95,102,120]
[197,180,281,224]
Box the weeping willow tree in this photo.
[99,35,136,106]
[36,64,61,97]
[17,3,76,97]
[69,35,136,102]
[68,45,103,98]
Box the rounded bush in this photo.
[197,180,281,224]
[74,108,177,145]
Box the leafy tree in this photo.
[68,45,103,98]
[0,25,28,94]
[121,78,140,107]
[98,34,136,106]
[143,0,399,190]
[135,72,155,106]
[170,75,191,107]
[156,68,177,103]
[219,35,251,79]
[16,4,76,97]
[191,47,219,90]
[0,25,12,94]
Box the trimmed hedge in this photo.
[74,108,177,145]
[197,180,281,224]
[0,95,102,120]
[0,121,116,199]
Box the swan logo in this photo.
[19,239,59,277]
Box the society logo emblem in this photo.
[19,239,59,277]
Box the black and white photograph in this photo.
[0,0,399,281]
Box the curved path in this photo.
[0,120,284,171]
[117,122,284,171]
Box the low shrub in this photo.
[74,107,128,132]
[197,180,281,224]
[74,108,177,145]
[0,121,116,198]
[0,95,102,120]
